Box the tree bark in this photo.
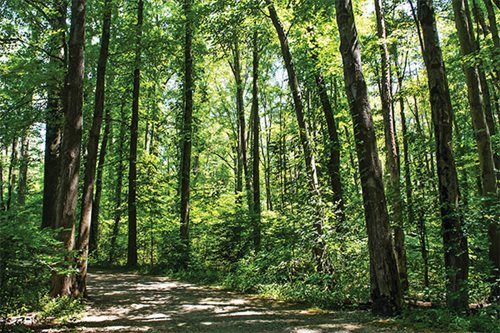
[418,0,469,310]
[307,29,345,223]
[316,73,345,223]
[0,148,4,210]
[127,0,143,268]
[482,0,499,48]
[251,30,261,251]
[6,138,17,210]
[265,0,326,271]
[374,0,408,292]
[89,109,111,258]
[179,0,193,268]
[109,106,126,264]
[395,54,416,252]
[50,0,86,297]
[230,39,253,211]
[451,0,499,300]
[17,135,29,206]
[42,0,66,229]
[75,0,112,296]
[335,0,402,315]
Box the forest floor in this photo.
[35,271,451,333]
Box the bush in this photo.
[398,305,500,333]
[0,212,63,317]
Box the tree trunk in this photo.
[265,0,326,271]
[50,0,86,297]
[251,30,261,251]
[408,96,431,288]
[179,0,193,269]
[482,0,499,48]
[418,0,469,310]
[481,0,500,129]
[0,148,4,210]
[42,0,66,229]
[344,125,360,193]
[6,138,17,210]
[395,54,416,252]
[75,0,112,296]
[335,0,402,315]
[127,0,143,268]
[451,0,499,300]
[17,135,29,206]
[109,106,126,264]
[89,109,111,258]
[230,39,253,213]
[316,73,345,223]
[471,0,500,192]
[308,29,345,222]
[374,0,408,292]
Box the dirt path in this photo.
[38,271,438,333]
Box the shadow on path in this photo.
[38,271,435,333]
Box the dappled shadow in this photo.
[37,271,431,332]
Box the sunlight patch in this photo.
[292,329,322,333]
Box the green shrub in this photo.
[0,212,63,317]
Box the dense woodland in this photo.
[0,0,499,326]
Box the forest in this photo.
[0,0,499,331]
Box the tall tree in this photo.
[230,39,252,211]
[50,0,86,297]
[0,148,4,210]
[307,27,345,223]
[335,0,402,315]
[6,138,17,210]
[127,0,144,268]
[251,29,261,251]
[481,0,499,48]
[471,0,497,138]
[418,0,469,310]
[75,0,112,296]
[109,105,126,264]
[179,0,194,268]
[265,0,326,271]
[373,0,408,291]
[17,135,29,206]
[42,0,66,229]
[89,109,111,257]
[451,0,499,299]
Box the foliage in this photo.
[0,0,498,329]
[0,210,63,317]
[39,296,84,323]
[397,306,500,333]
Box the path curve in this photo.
[39,271,437,332]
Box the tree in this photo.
[75,0,113,296]
[179,0,194,268]
[307,27,345,223]
[51,0,86,297]
[0,148,4,210]
[251,28,261,251]
[6,138,17,210]
[373,0,408,291]
[17,134,29,205]
[42,0,66,229]
[127,0,144,268]
[335,0,402,315]
[109,105,126,264]
[230,39,252,212]
[451,0,499,300]
[418,0,469,310]
[265,0,326,271]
